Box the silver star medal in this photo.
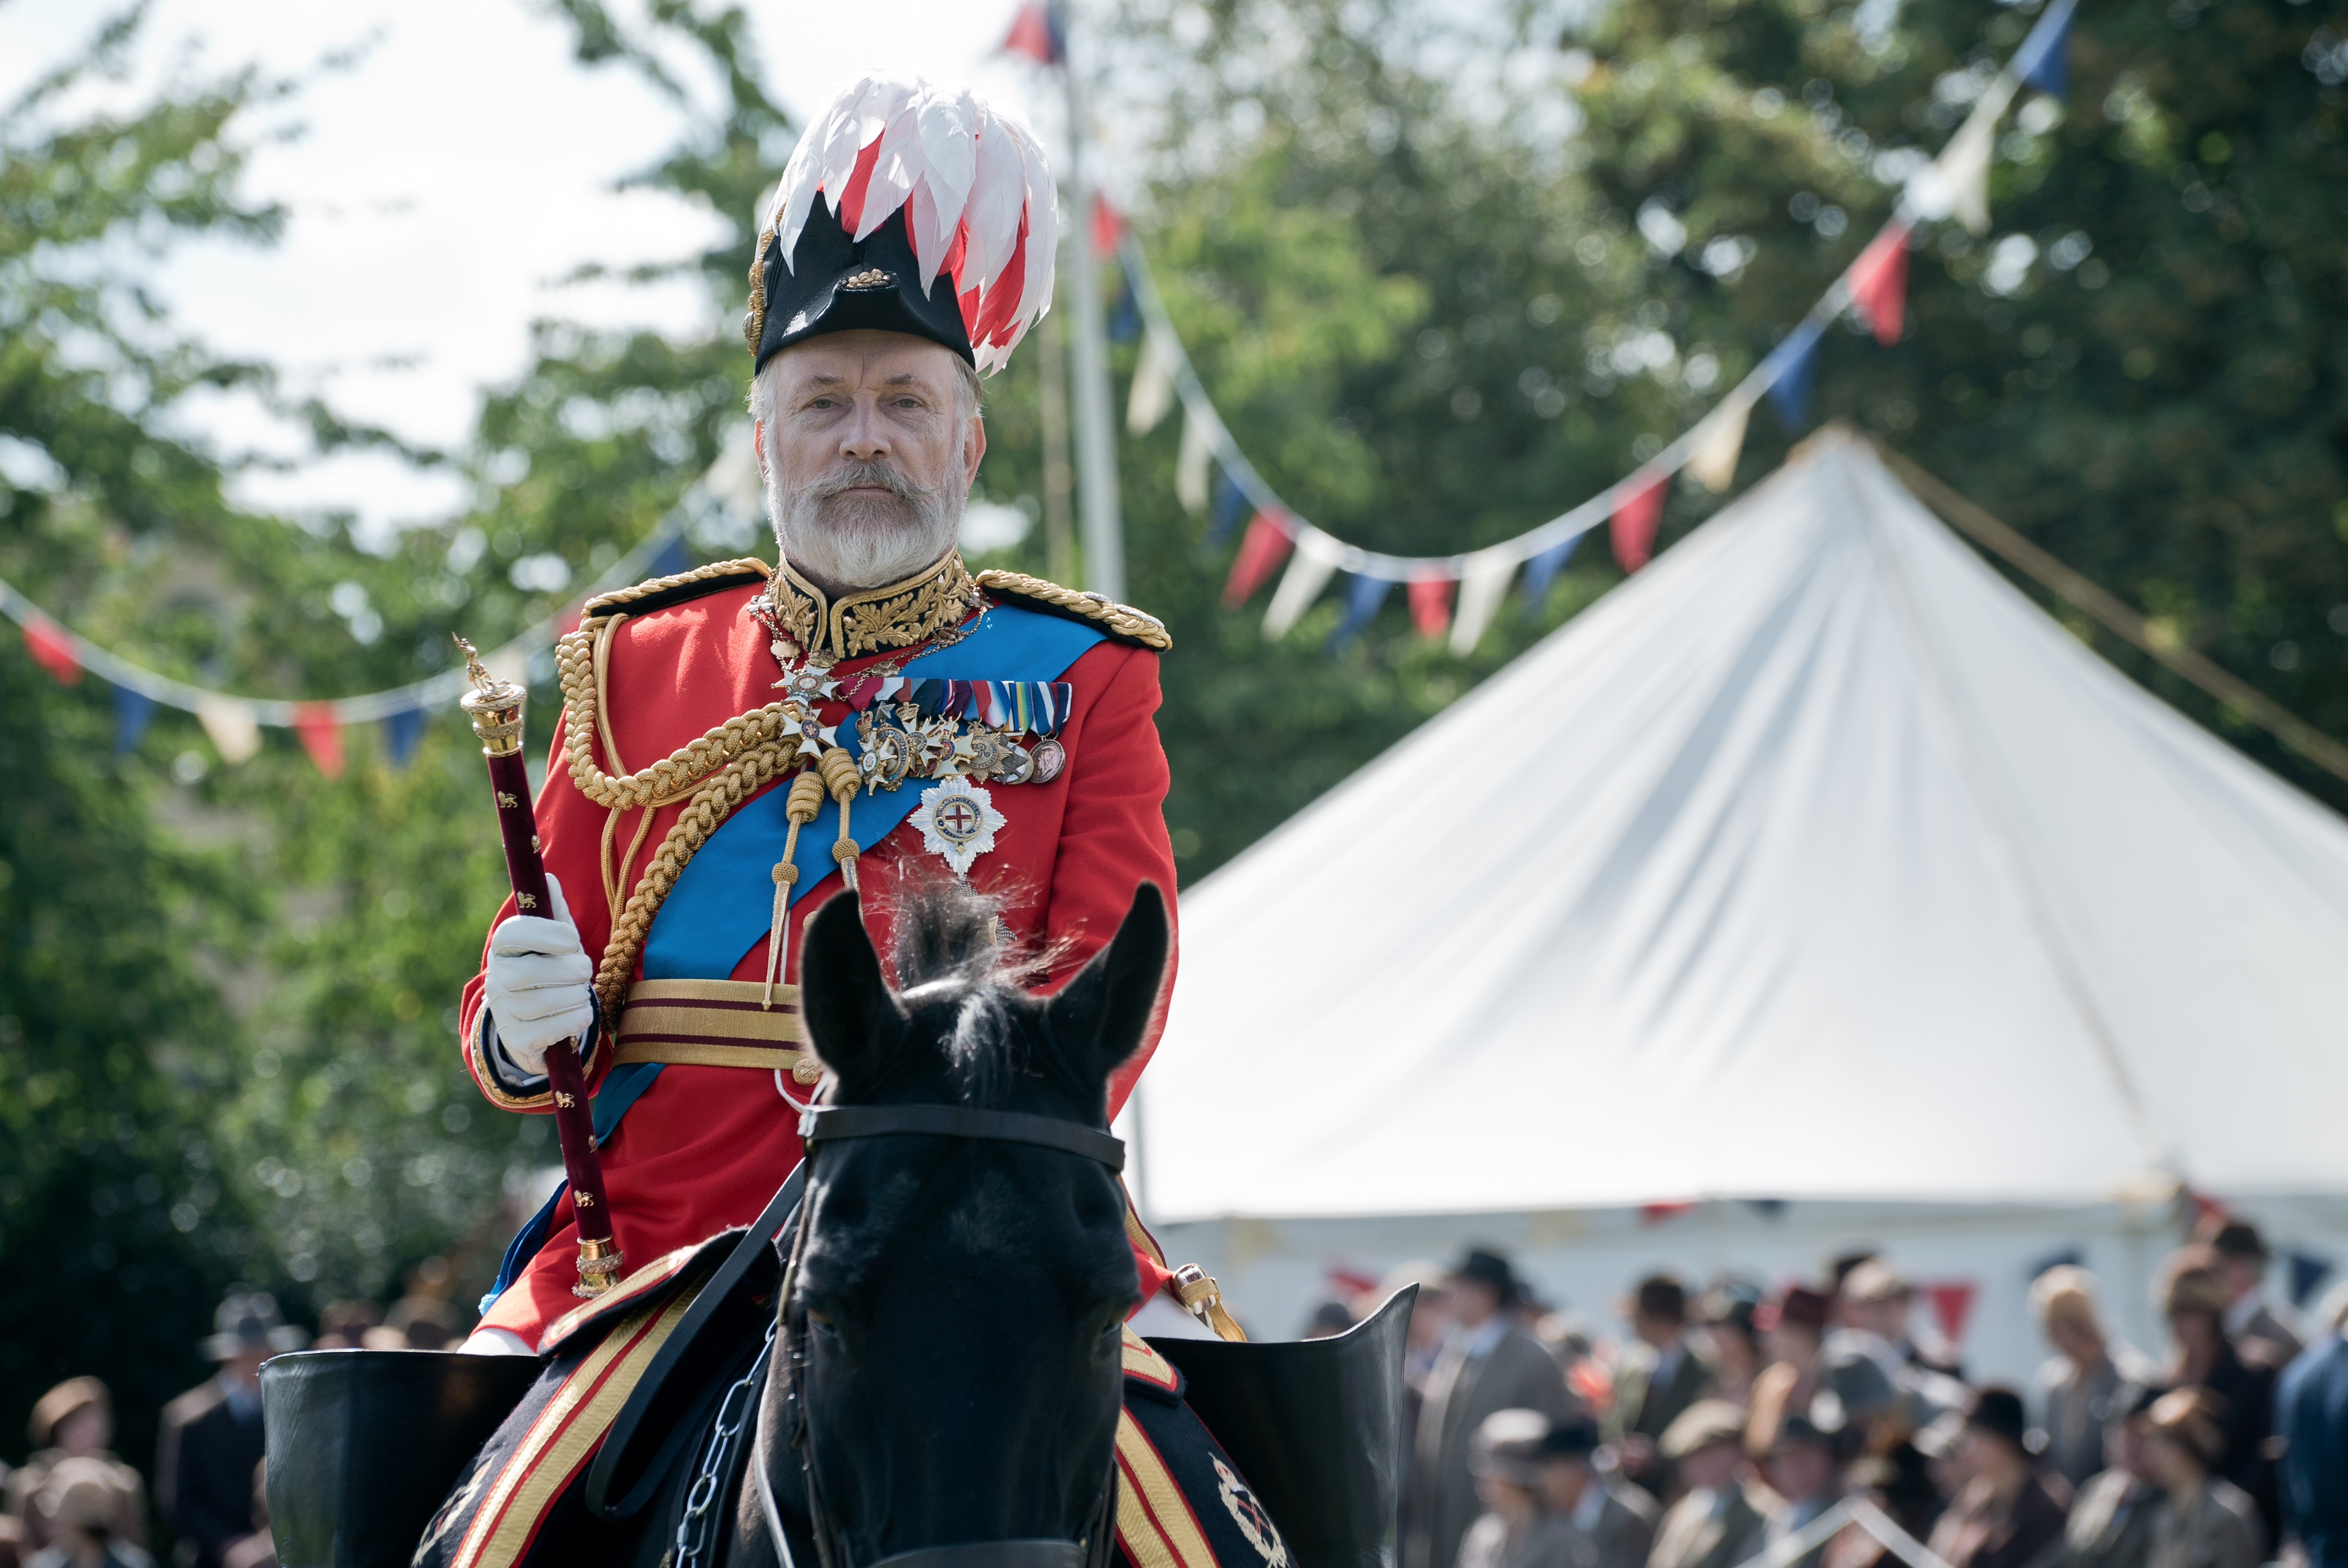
[911,775,1005,876]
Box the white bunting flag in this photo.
[1685,394,1753,492]
[196,695,262,764]
[1127,331,1177,435]
[1922,74,2014,236]
[1176,404,1214,514]
[1262,535,1340,639]
[1449,550,1516,657]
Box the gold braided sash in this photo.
[611,979,819,1082]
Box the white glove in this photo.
[483,874,594,1078]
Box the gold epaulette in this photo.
[581,557,771,620]
[975,569,1172,652]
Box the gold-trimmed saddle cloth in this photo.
[612,978,820,1082]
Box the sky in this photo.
[0,0,1059,535]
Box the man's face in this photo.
[2218,1255,2262,1301]
[761,330,984,592]
[1535,1457,1590,1513]
[1451,1279,1502,1328]
[1678,1439,1740,1492]
[1852,1295,1909,1342]
[1632,1310,1681,1349]
[1767,1443,1835,1503]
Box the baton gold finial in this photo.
[454,634,529,757]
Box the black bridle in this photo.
[758,1102,1129,1568]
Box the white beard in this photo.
[769,456,964,591]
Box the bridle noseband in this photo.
[767,1102,1128,1568]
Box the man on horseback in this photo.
[457,74,1212,1359]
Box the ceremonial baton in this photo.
[456,636,623,1298]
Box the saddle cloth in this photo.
[413,1248,1293,1568]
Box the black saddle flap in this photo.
[262,1349,541,1568]
[1148,1286,1415,1568]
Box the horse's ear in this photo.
[800,892,906,1079]
[1048,882,1169,1087]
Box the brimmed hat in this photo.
[38,1456,130,1530]
[1756,1285,1830,1334]
[1964,1385,2031,1453]
[1629,1273,1688,1324]
[28,1376,107,1449]
[1447,1249,1527,1306]
[2199,1217,2269,1263]
[1539,1418,1603,1462]
[1659,1399,1747,1461]
[1842,1259,1913,1305]
[1470,1409,1552,1485]
[202,1288,308,1360]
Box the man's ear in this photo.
[1047,883,1169,1095]
[799,892,905,1083]
[962,406,987,492]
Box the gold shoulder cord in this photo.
[554,559,811,1015]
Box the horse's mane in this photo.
[888,876,1064,1108]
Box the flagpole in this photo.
[1060,44,1125,603]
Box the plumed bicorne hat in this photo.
[748,74,1059,377]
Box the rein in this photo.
[771,1102,1128,1568]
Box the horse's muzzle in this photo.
[865,1542,1088,1568]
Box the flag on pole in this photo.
[1685,395,1752,492]
[1176,407,1214,514]
[383,706,428,769]
[295,704,345,779]
[2016,0,2078,98]
[1089,194,1124,260]
[197,695,262,764]
[1850,223,1912,346]
[1521,533,1582,616]
[1263,539,1338,638]
[1610,475,1666,573]
[22,619,79,684]
[1127,332,1176,434]
[1222,511,1293,606]
[112,684,155,756]
[1449,551,1515,656]
[1407,574,1454,638]
[1000,1,1066,64]
[1106,269,1142,345]
[1766,319,1825,433]
[1328,572,1391,653]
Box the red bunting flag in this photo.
[1000,2,1065,65]
[1611,475,1666,573]
[1850,222,1911,346]
[294,703,345,779]
[1407,574,1454,638]
[22,620,80,684]
[1925,1280,1978,1345]
[1221,511,1293,607]
[1089,193,1124,260]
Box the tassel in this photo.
[764,769,828,1006]
[818,749,864,893]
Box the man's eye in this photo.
[808,397,837,409]
[894,397,921,409]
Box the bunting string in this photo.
[1117,0,2077,652]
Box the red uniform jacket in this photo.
[459,572,1178,1343]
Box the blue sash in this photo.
[483,605,1108,1311]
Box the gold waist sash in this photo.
[612,978,820,1081]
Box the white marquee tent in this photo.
[1128,431,2348,1380]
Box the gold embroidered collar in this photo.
[764,553,981,661]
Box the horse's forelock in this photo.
[888,876,1047,1105]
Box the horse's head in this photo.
[774,877,1168,1568]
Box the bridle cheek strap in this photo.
[798,1105,1125,1170]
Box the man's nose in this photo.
[838,396,890,462]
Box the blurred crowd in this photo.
[1302,1217,2348,1568]
[0,1284,462,1568]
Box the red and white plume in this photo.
[769,74,1059,376]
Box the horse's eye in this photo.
[807,1307,840,1340]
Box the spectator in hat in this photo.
[1379,1262,1455,1568]
[1745,1286,1829,1461]
[309,1300,381,1350]
[1457,1412,1575,1568]
[1303,1301,1358,1340]
[4,1381,145,1552]
[2194,1218,2303,1362]
[1824,1446,1940,1568]
[23,1458,152,1568]
[1696,1280,1763,1409]
[1760,1417,1841,1568]
[2139,1388,2260,1568]
[158,1289,305,1568]
[1645,1401,1780,1568]
[1838,1258,1962,1381]
[2276,1310,2348,1568]
[2159,1264,2278,1542]
[1605,1274,1716,1497]
[1410,1250,1573,1568]
[1925,1386,2069,1568]
[2035,1383,2164,1568]
[2032,1265,2154,1492]
[1532,1418,1655,1568]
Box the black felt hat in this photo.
[1965,1385,2031,1452]
[751,202,975,372]
[1448,1248,1526,1305]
